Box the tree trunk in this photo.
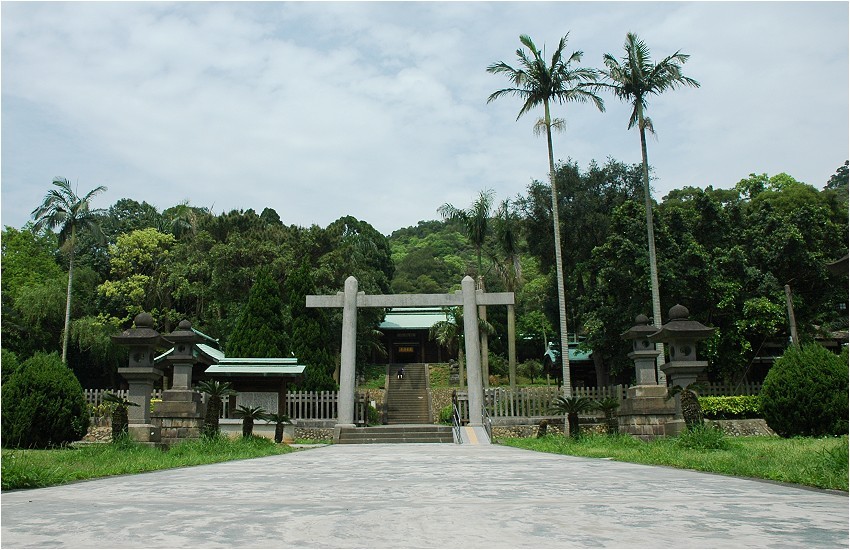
[592,352,609,388]
[111,405,129,441]
[638,114,666,385]
[242,417,253,438]
[61,229,76,365]
[274,423,284,444]
[543,100,572,398]
[204,397,222,437]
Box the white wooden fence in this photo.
[85,382,760,422]
[84,389,370,423]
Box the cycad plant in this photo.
[550,395,594,438]
[668,384,704,429]
[594,397,621,435]
[101,392,138,441]
[234,405,267,438]
[196,379,237,438]
[263,412,291,444]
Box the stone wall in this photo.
[295,427,335,441]
[709,419,775,436]
[430,387,456,422]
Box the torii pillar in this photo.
[307,275,513,437]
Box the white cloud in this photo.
[2,2,847,234]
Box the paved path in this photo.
[1,444,847,548]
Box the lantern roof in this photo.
[621,314,659,340]
[649,305,715,342]
[111,312,161,347]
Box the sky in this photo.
[2,1,848,236]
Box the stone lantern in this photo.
[617,314,675,440]
[621,314,660,386]
[111,312,163,444]
[156,319,205,445]
[162,319,202,392]
[649,304,716,435]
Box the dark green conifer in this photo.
[285,264,337,391]
[227,267,288,357]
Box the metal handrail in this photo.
[481,404,493,442]
[451,402,463,444]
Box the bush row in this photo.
[698,395,761,419]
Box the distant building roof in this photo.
[380,308,450,330]
[205,364,305,377]
[155,342,305,378]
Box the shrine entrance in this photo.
[307,275,514,436]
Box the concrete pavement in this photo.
[1,443,847,548]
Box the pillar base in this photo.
[128,424,161,443]
[664,419,688,437]
[152,390,205,446]
[618,385,676,441]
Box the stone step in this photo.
[338,425,454,444]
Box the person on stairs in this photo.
[397,367,405,380]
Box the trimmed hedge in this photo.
[699,395,761,419]
[760,344,848,438]
[1,352,90,448]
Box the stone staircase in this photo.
[337,364,454,444]
[386,363,430,424]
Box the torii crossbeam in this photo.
[307,275,514,434]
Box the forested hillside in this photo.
[3,160,847,389]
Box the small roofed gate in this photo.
[307,275,513,436]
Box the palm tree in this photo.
[263,412,292,444]
[438,189,496,386]
[31,178,107,363]
[488,34,604,398]
[491,199,523,390]
[234,405,267,438]
[429,307,495,389]
[549,395,594,438]
[197,379,237,438]
[430,307,466,388]
[601,33,700,381]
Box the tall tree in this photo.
[491,199,523,389]
[285,263,337,391]
[439,189,496,385]
[487,33,604,396]
[227,267,288,357]
[31,178,107,363]
[601,33,700,381]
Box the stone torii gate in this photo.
[307,275,514,433]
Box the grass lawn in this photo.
[498,432,849,492]
[1,435,295,491]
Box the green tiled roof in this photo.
[380,308,449,330]
[205,364,305,377]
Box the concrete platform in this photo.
[1,444,847,548]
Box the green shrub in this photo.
[366,404,382,426]
[438,405,454,424]
[1,352,90,448]
[488,353,508,377]
[699,395,761,419]
[1,348,21,385]
[760,344,848,437]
